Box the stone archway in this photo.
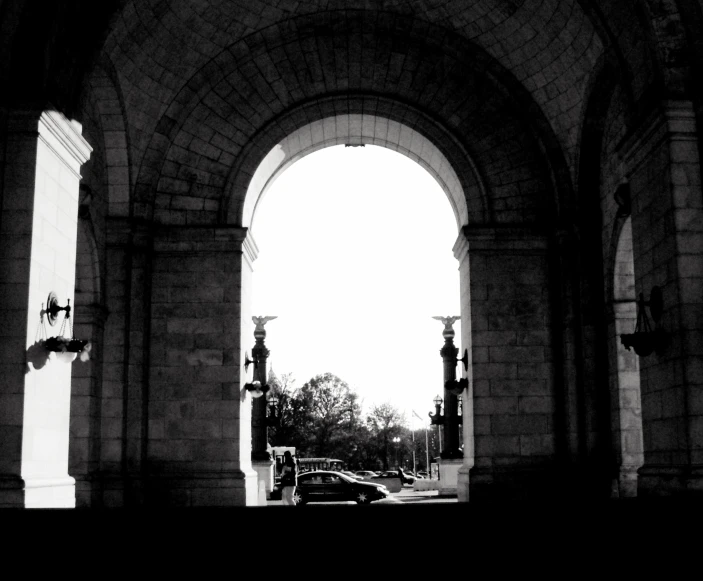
[238,110,475,500]
[239,113,472,232]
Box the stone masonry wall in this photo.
[456,226,557,500]
[147,226,257,506]
[620,101,703,494]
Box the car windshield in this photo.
[330,471,356,483]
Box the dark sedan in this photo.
[292,471,390,505]
[375,470,416,485]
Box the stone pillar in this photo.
[147,226,259,506]
[0,109,91,507]
[455,226,558,500]
[99,217,152,507]
[619,101,703,496]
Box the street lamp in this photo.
[392,436,400,468]
[429,395,443,424]
[429,395,443,453]
[266,394,279,427]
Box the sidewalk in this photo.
[393,486,458,503]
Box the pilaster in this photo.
[454,225,559,500]
[620,101,703,496]
[147,225,259,506]
[0,109,91,507]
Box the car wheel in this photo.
[355,491,370,504]
[293,491,306,505]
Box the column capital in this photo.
[38,110,92,171]
[153,225,257,260]
[106,217,154,248]
[453,224,548,258]
[618,99,697,176]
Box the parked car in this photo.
[354,470,378,480]
[374,470,416,485]
[340,470,364,480]
[292,471,390,505]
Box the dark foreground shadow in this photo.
[4,498,703,553]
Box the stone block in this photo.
[518,396,553,414]
[474,396,518,415]
[165,419,222,439]
[489,345,546,363]
[519,435,554,456]
[476,435,520,456]
[491,379,549,396]
[492,413,550,435]
[517,363,551,379]
[473,362,518,380]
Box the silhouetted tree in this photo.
[267,370,307,448]
[297,372,362,458]
[367,402,406,470]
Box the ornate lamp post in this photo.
[392,436,401,468]
[249,316,276,463]
[266,394,279,427]
[429,394,443,451]
[432,316,467,459]
[248,316,276,501]
[431,316,468,495]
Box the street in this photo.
[266,486,457,506]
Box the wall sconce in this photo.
[620,286,665,356]
[266,395,279,426]
[43,293,71,326]
[444,349,469,395]
[429,395,444,425]
[36,292,91,363]
[243,351,267,398]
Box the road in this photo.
[266,486,457,506]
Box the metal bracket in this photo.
[457,349,468,371]
[44,292,71,327]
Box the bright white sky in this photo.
[251,145,461,426]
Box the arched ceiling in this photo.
[6,0,693,226]
[112,7,571,227]
[105,0,603,188]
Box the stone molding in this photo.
[241,229,259,270]
[638,464,703,496]
[619,100,697,176]
[38,110,93,177]
[153,225,252,254]
[106,217,153,247]
[453,225,549,259]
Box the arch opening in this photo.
[250,144,462,416]
[247,143,465,486]
[609,217,644,497]
[240,114,473,232]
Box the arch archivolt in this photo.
[132,12,564,229]
[239,113,476,232]
[82,64,131,218]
